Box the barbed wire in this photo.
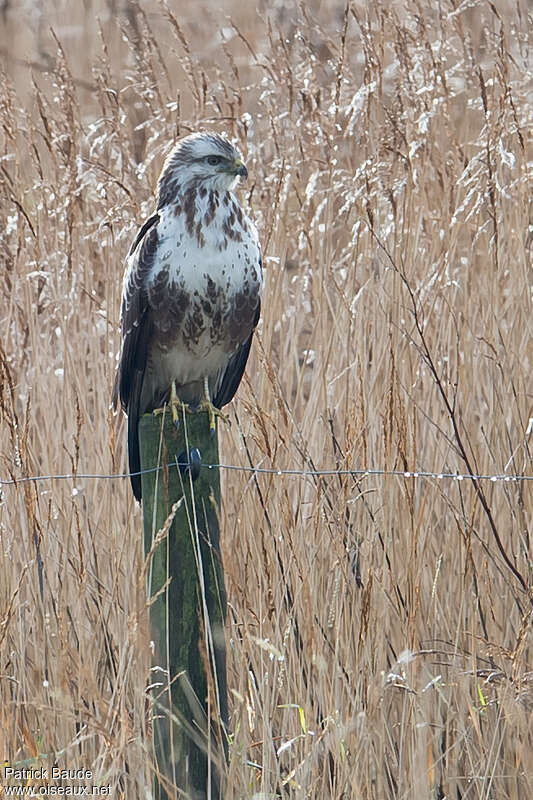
[0,461,532,488]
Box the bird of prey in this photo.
[113,132,262,501]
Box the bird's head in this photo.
[157,132,248,206]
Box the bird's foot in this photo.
[152,401,193,426]
[153,382,193,427]
[197,399,229,436]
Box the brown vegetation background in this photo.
[0,0,531,797]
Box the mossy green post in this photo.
[139,411,227,800]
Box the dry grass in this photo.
[0,0,532,797]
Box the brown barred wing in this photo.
[214,300,260,410]
[113,213,159,500]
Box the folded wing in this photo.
[113,213,159,500]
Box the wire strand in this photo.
[0,462,531,488]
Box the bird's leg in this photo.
[169,380,191,426]
[198,375,229,434]
[153,381,192,426]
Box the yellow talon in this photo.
[153,378,229,433]
[153,381,192,426]
[199,376,229,434]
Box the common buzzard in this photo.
[113,132,262,500]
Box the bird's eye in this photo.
[206,155,223,166]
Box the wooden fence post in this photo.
[139,410,228,800]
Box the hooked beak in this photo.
[232,159,248,180]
